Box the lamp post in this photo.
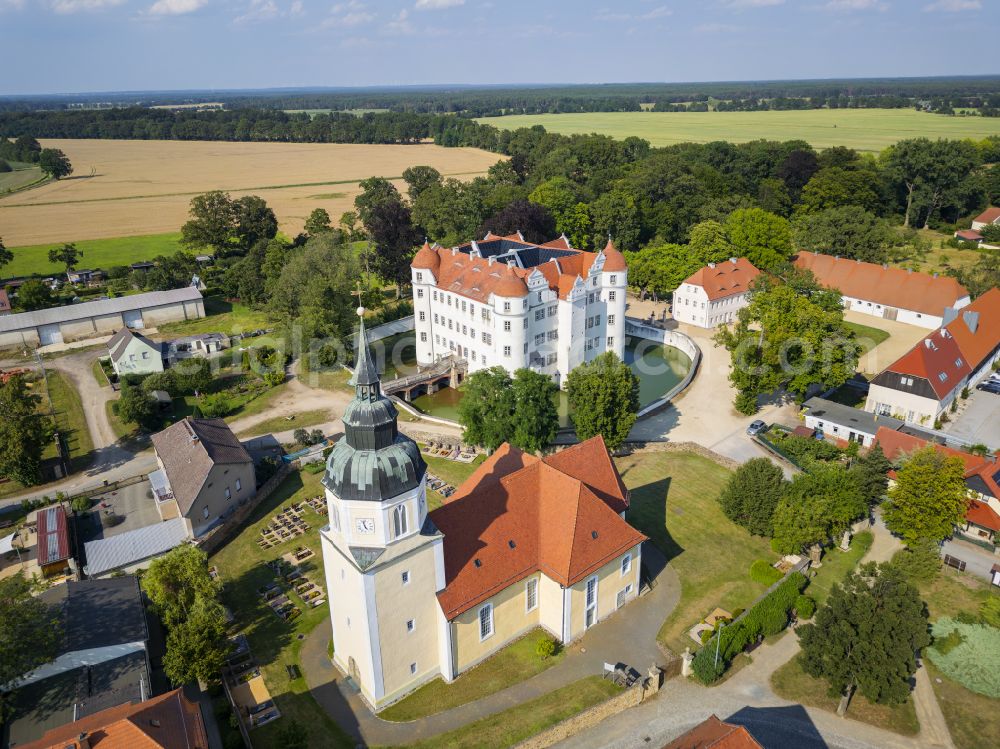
[714,621,726,670]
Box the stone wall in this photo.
[513,669,663,749]
[620,440,740,471]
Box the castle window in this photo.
[393,504,408,538]
[401,570,410,585]
[504,346,511,357]
[417,288,424,298]
[420,332,427,342]
[608,314,615,325]
[406,619,415,633]
[504,302,511,312]
[479,603,494,641]
[419,311,426,321]
[504,321,511,332]
[416,272,423,282]
[609,291,617,301]
[607,337,614,348]
[526,578,538,612]
[610,275,617,284]
[410,662,417,674]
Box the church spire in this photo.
[350,307,380,399]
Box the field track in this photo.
[0,139,500,246]
[479,109,1000,152]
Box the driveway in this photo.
[301,543,680,746]
[944,387,1000,448]
[843,310,927,377]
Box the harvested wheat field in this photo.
[0,139,501,246]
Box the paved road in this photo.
[301,544,680,746]
[943,387,1000,448]
[941,536,1000,583]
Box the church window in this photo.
[331,506,340,532]
[401,570,410,585]
[393,504,408,538]
[406,619,415,633]
[410,662,417,675]
[526,579,538,612]
[479,603,494,641]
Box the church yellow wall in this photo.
[567,545,641,641]
[452,573,541,674]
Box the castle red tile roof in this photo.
[411,241,440,273]
[661,714,764,749]
[881,328,970,399]
[17,688,209,749]
[793,252,969,316]
[682,258,760,301]
[430,437,646,619]
[974,206,1000,225]
[601,238,628,271]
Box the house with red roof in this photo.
[972,206,1000,231]
[865,288,1000,425]
[672,258,760,328]
[874,426,1000,543]
[661,714,764,749]
[794,252,970,329]
[319,318,647,711]
[411,233,627,385]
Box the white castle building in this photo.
[410,233,628,384]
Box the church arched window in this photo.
[393,503,408,538]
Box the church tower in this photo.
[319,310,448,710]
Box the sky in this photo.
[0,0,997,96]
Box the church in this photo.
[320,313,648,710]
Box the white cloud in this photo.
[235,0,277,24]
[51,0,124,12]
[596,4,672,21]
[148,0,206,15]
[385,8,414,33]
[320,1,374,29]
[923,0,980,10]
[289,0,302,14]
[414,0,463,9]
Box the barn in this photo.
[0,287,205,349]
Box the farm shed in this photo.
[0,287,205,349]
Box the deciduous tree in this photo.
[0,573,61,714]
[457,367,515,452]
[792,206,898,264]
[142,545,219,628]
[304,208,333,236]
[181,191,237,254]
[771,464,866,553]
[717,457,786,536]
[883,447,968,545]
[798,562,930,716]
[0,236,12,273]
[477,199,556,245]
[161,596,229,686]
[355,178,420,294]
[0,375,48,486]
[116,383,156,427]
[510,369,559,453]
[402,165,442,202]
[48,243,82,276]
[17,278,53,311]
[723,208,792,271]
[38,148,72,179]
[233,195,278,251]
[566,352,639,452]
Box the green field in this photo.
[0,164,44,195]
[477,109,1000,152]
[4,232,184,277]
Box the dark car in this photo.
[746,420,767,436]
[976,381,1000,393]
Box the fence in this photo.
[624,319,702,419]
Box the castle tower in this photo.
[319,310,448,710]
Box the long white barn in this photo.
[411,233,627,385]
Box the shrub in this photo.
[70,496,92,513]
[890,539,941,582]
[140,370,177,396]
[293,428,309,445]
[926,618,1000,697]
[750,560,783,586]
[199,393,232,418]
[309,428,325,445]
[795,595,816,619]
[980,597,1000,629]
[535,636,557,660]
[734,390,758,415]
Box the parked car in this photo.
[976,381,1000,394]
[746,420,767,436]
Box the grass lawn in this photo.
[420,448,486,510]
[0,164,45,195]
[389,676,622,749]
[771,654,919,736]
[845,322,890,354]
[236,409,331,439]
[210,469,354,749]
[380,629,564,722]
[91,357,110,387]
[926,660,1000,749]
[299,365,352,393]
[3,232,184,278]
[916,567,992,621]
[613,451,777,653]
[822,383,867,408]
[45,370,95,473]
[156,296,272,338]
[807,531,873,607]
[478,109,1000,152]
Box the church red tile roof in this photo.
[682,258,760,301]
[793,252,969,316]
[661,714,764,749]
[430,437,646,619]
[17,688,208,749]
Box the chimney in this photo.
[78,732,91,749]
[488,256,495,266]
[451,246,458,256]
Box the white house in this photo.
[320,317,647,711]
[794,252,970,329]
[971,206,1000,231]
[107,327,166,377]
[672,257,760,328]
[411,233,627,386]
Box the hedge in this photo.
[749,559,783,586]
[692,571,807,684]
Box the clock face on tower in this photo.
[355,518,375,534]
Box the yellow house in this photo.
[320,312,648,711]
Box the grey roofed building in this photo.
[83,517,191,577]
[802,396,904,447]
[40,577,148,652]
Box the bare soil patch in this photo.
[0,139,500,245]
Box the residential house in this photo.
[35,504,73,579]
[661,714,764,749]
[865,288,1000,424]
[801,396,904,447]
[129,261,155,274]
[321,317,647,711]
[412,234,627,385]
[0,287,205,349]
[65,269,105,287]
[164,333,228,365]
[150,418,256,538]
[0,289,11,316]
[15,688,209,749]
[107,328,166,377]
[971,206,1000,231]
[672,258,760,328]
[793,252,970,329]
[83,517,192,578]
[874,427,1000,544]
[2,577,153,748]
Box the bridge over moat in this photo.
[381,356,468,400]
